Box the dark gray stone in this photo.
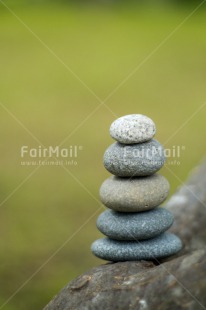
[91,233,182,261]
[109,114,156,144]
[103,139,165,177]
[100,174,169,212]
[96,208,174,240]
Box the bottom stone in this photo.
[91,233,182,262]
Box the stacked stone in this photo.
[91,114,182,262]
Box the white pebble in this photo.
[110,114,156,144]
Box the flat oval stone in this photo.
[110,114,156,144]
[100,174,169,212]
[103,139,165,177]
[97,208,174,240]
[91,233,182,261]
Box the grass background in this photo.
[0,2,206,309]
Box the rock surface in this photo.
[96,208,174,240]
[44,249,206,310]
[44,159,206,310]
[109,114,156,144]
[100,174,169,212]
[103,139,165,177]
[91,233,182,261]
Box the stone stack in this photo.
[91,114,182,262]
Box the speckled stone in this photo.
[100,174,169,212]
[103,139,165,177]
[96,208,174,240]
[110,114,156,144]
[91,233,182,261]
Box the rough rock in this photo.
[44,159,206,310]
[44,249,206,310]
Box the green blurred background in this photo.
[0,0,206,309]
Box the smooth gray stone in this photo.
[91,233,182,261]
[110,114,156,144]
[97,208,174,240]
[103,139,165,177]
[100,174,169,212]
